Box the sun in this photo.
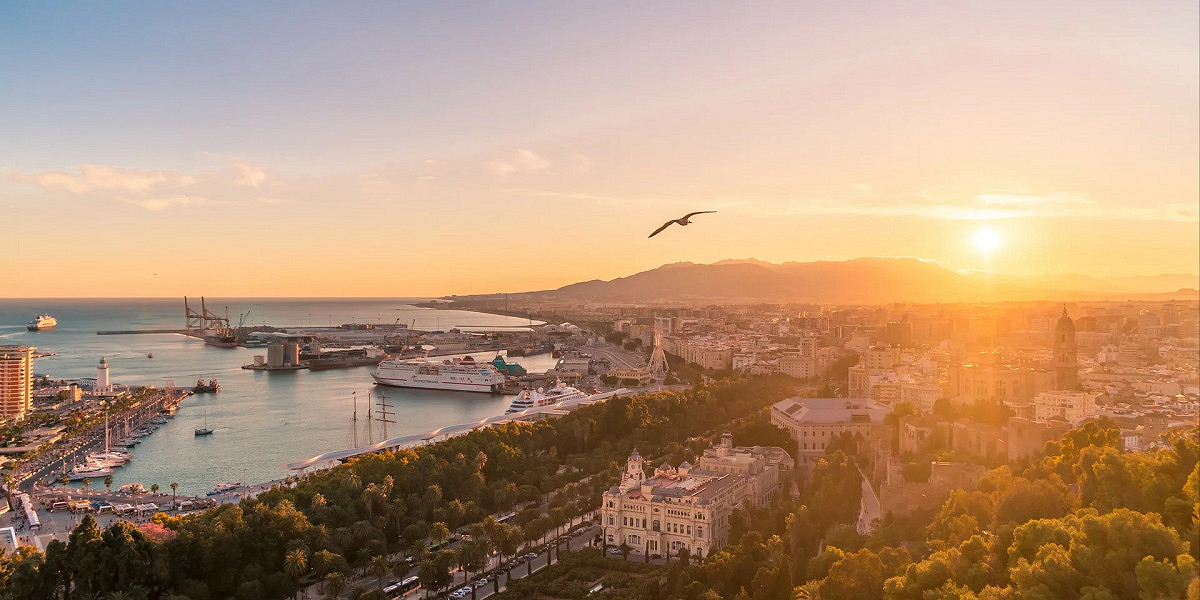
[973,227,1002,254]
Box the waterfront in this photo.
[0,299,556,496]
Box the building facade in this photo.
[770,397,891,474]
[0,346,34,422]
[600,434,791,559]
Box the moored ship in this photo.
[308,347,389,371]
[505,381,591,413]
[371,355,505,393]
[26,314,57,331]
[204,332,237,348]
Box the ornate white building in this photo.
[600,434,793,559]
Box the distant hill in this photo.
[519,258,1199,304]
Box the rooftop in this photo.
[772,397,891,424]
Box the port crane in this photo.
[183,296,230,334]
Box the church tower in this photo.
[1054,307,1078,390]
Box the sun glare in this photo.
[973,227,1002,254]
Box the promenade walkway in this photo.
[285,389,627,471]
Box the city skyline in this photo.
[2,1,1197,297]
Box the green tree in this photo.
[324,571,347,600]
[368,555,389,592]
[283,548,309,598]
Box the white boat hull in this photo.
[371,373,501,393]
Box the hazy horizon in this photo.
[3,1,1197,297]
[0,255,1196,300]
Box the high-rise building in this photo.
[0,346,35,422]
[1054,308,1078,390]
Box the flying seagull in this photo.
[648,211,717,238]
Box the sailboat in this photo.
[195,411,214,436]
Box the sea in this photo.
[0,299,557,496]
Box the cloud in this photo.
[7,156,289,210]
[123,195,213,211]
[226,159,269,188]
[486,148,550,176]
[7,164,196,194]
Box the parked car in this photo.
[474,578,490,588]
[608,547,623,555]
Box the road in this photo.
[582,343,646,371]
[314,523,603,600]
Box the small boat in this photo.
[207,481,242,496]
[147,353,153,359]
[195,411,214,436]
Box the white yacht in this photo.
[505,381,590,413]
[67,465,113,481]
[372,355,505,393]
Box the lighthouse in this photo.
[96,356,110,393]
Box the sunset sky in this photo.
[2,2,1197,297]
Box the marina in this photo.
[0,298,559,497]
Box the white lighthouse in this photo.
[96,356,110,393]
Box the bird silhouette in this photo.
[648,211,717,238]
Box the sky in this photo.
[1,1,1197,297]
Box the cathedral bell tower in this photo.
[1054,307,1078,390]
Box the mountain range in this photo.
[499,258,1199,304]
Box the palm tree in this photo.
[104,475,113,495]
[284,548,310,599]
[2,474,14,511]
[368,555,389,592]
[170,482,178,511]
[324,572,347,600]
[81,478,91,494]
[150,483,159,496]
[105,591,132,600]
[794,580,821,600]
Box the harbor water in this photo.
[0,299,557,496]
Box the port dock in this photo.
[97,329,192,335]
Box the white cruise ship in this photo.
[372,355,505,393]
[505,381,590,413]
[26,314,57,331]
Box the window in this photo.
[697,527,704,538]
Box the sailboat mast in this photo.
[351,391,359,448]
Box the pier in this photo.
[96,329,191,335]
